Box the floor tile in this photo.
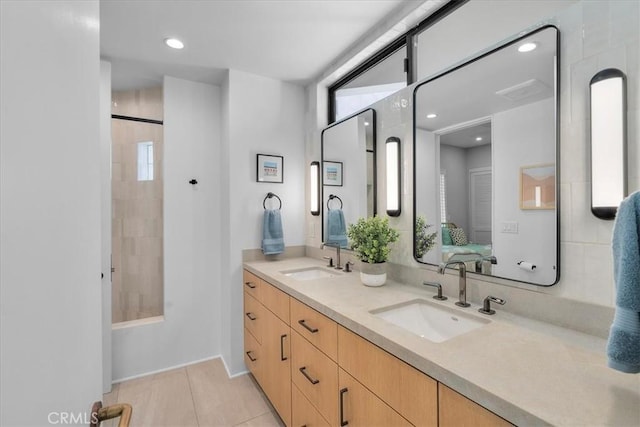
[116,368,199,426]
[232,411,284,427]
[187,359,272,427]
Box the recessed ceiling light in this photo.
[364,121,370,126]
[518,42,537,53]
[476,137,483,141]
[426,113,437,119]
[164,38,184,49]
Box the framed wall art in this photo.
[257,154,284,183]
[323,161,343,186]
[520,164,555,209]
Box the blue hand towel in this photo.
[607,191,640,373]
[262,209,284,255]
[327,209,348,248]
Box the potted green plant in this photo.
[347,216,400,286]
[415,215,437,259]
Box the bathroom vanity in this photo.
[242,258,639,426]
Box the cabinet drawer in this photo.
[338,326,437,426]
[262,281,290,324]
[292,383,330,427]
[243,270,261,300]
[291,330,338,425]
[338,368,411,427]
[291,298,337,361]
[439,384,513,427]
[243,327,262,383]
[243,292,262,343]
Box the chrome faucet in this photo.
[475,255,497,273]
[322,243,342,270]
[438,260,469,307]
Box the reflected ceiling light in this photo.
[475,137,483,141]
[386,137,401,217]
[364,121,370,126]
[518,42,537,52]
[426,113,437,119]
[310,162,320,216]
[164,38,184,49]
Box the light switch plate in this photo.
[501,221,519,234]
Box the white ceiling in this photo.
[100,0,420,90]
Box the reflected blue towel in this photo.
[327,209,348,248]
[262,209,284,255]
[607,191,640,374]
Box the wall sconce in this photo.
[590,68,627,220]
[310,161,320,216]
[386,137,401,216]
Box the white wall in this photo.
[0,1,103,424]
[440,145,469,232]
[112,77,221,380]
[221,70,306,375]
[492,98,556,284]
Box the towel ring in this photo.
[263,192,282,210]
[327,194,343,210]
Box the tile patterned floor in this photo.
[103,358,284,427]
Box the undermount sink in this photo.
[280,267,340,281]
[371,299,490,343]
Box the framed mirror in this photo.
[413,25,559,286]
[321,109,376,247]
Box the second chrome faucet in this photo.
[438,260,470,307]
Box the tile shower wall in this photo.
[111,87,164,323]
[555,0,638,305]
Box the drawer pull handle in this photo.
[298,319,319,333]
[299,367,320,385]
[339,387,348,426]
[245,281,256,289]
[280,334,288,361]
[245,312,256,321]
[245,351,257,362]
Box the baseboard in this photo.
[221,355,249,379]
[112,354,221,384]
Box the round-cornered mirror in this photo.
[413,25,560,286]
[321,109,376,248]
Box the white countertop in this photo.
[244,257,640,427]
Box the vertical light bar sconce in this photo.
[590,68,627,220]
[386,137,401,216]
[310,161,320,215]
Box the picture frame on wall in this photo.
[520,164,556,210]
[257,154,284,183]
[323,161,343,187]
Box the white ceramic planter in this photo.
[359,261,387,287]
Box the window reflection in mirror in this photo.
[413,26,559,286]
[321,109,376,247]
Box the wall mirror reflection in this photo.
[321,109,376,247]
[413,25,559,286]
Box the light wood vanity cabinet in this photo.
[339,368,412,427]
[291,330,338,424]
[439,384,513,427]
[338,326,438,426]
[242,271,292,426]
[242,269,514,427]
[291,384,331,427]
